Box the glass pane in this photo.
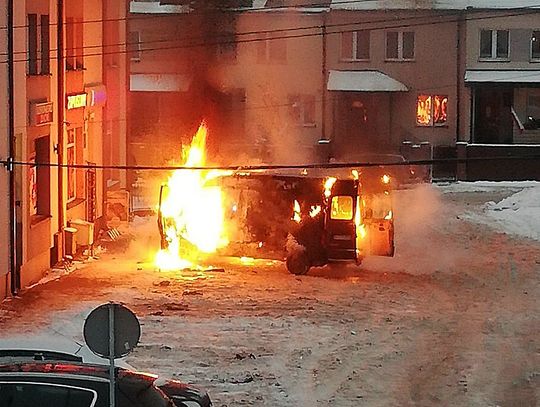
[341,31,353,59]
[496,30,509,58]
[386,31,398,59]
[356,30,370,59]
[331,196,353,220]
[0,383,95,406]
[531,30,540,59]
[402,32,415,59]
[433,95,448,125]
[416,95,432,126]
[480,29,492,58]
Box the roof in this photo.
[465,70,540,84]
[327,70,408,92]
[330,0,540,10]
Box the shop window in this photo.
[128,31,141,62]
[30,136,51,221]
[288,94,315,126]
[385,31,414,61]
[480,29,509,59]
[257,32,287,63]
[217,32,237,63]
[331,196,353,220]
[417,95,448,127]
[67,127,84,203]
[341,30,370,60]
[66,17,83,70]
[531,30,540,60]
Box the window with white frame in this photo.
[128,31,141,62]
[416,95,448,127]
[385,31,414,61]
[288,94,316,126]
[531,30,540,60]
[480,29,509,59]
[341,30,370,60]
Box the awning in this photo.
[465,70,540,84]
[327,70,408,92]
[130,74,191,92]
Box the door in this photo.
[360,191,394,257]
[325,180,358,261]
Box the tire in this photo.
[286,249,311,275]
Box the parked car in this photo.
[0,336,211,407]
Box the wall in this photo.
[325,10,460,149]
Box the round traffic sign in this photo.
[83,303,141,359]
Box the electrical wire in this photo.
[1,156,539,172]
[1,7,539,62]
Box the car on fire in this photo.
[0,336,211,407]
[158,167,395,275]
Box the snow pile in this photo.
[437,181,540,241]
[482,186,540,241]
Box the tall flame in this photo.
[156,122,228,270]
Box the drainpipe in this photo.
[57,0,65,258]
[456,10,463,143]
[7,0,19,295]
[321,12,327,141]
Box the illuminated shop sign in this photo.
[30,101,54,126]
[66,93,87,110]
[86,85,107,107]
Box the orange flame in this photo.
[156,122,228,270]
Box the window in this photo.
[128,31,141,62]
[524,89,540,129]
[67,127,84,202]
[416,95,448,126]
[66,17,83,70]
[40,15,50,74]
[531,30,540,60]
[341,30,370,60]
[385,31,414,60]
[28,14,50,75]
[216,32,237,63]
[0,382,96,406]
[331,196,353,220]
[289,94,316,126]
[257,33,287,63]
[479,29,509,59]
[30,136,51,220]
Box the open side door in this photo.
[362,191,395,257]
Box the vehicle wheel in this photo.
[286,249,311,275]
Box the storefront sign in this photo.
[86,85,107,107]
[29,101,54,126]
[67,93,87,110]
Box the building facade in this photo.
[1,0,125,299]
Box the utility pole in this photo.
[57,0,65,260]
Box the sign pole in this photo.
[108,302,116,407]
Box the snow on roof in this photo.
[330,0,540,10]
[327,70,408,92]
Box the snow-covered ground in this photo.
[436,181,540,241]
[1,182,539,406]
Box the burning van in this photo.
[157,166,394,275]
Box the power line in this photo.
[1,156,539,172]
[1,7,539,62]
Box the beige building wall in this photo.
[326,10,460,151]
